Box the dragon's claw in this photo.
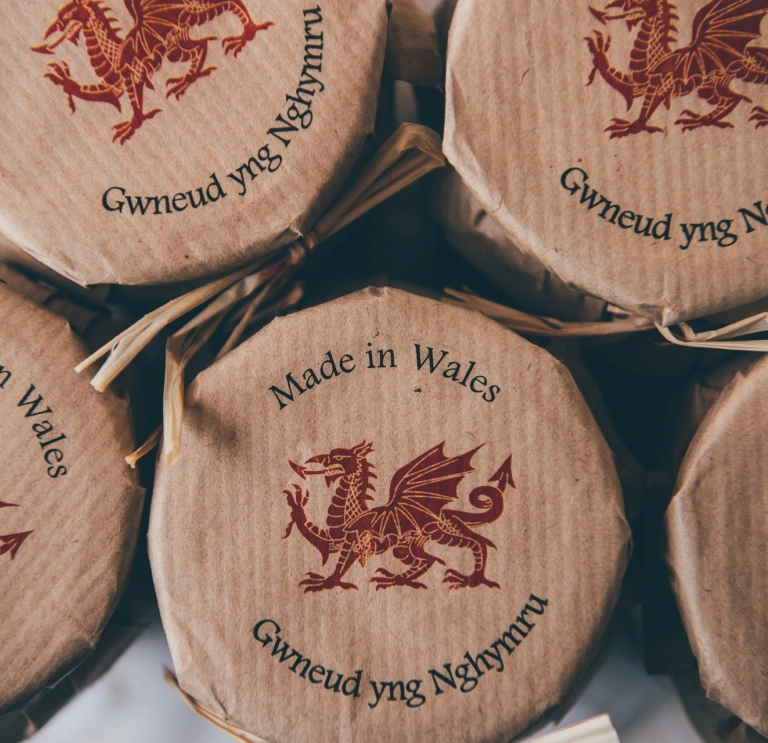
[111,109,161,144]
[299,572,357,593]
[285,483,309,509]
[586,29,610,53]
[165,67,217,100]
[605,117,630,130]
[166,77,187,99]
[442,569,500,590]
[222,34,249,57]
[585,31,612,86]
[749,106,768,129]
[46,60,71,77]
[369,571,428,590]
[222,21,272,56]
[283,484,309,539]
[43,62,78,113]
[605,117,663,138]
[299,572,325,582]
[675,110,734,132]
[112,120,134,144]
[585,31,610,58]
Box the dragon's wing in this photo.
[667,0,768,79]
[120,0,184,65]
[351,443,481,537]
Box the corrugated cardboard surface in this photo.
[150,286,630,743]
[666,355,768,736]
[429,165,607,321]
[444,0,768,324]
[0,285,144,713]
[0,0,387,286]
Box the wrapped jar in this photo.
[666,354,768,739]
[0,1,388,286]
[443,0,768,324]
[150,286,630,743]
[0,269,146,739]
[430,165,609,321]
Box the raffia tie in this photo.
[77,123,445,465]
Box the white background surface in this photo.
[33,0,707,740]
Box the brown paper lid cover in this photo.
[667,354,768,735]
[0,1,387,286]
[150,286,630,743]
[444,0,768,323]
[0,283,144,713]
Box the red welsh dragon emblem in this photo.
[0,502,32,563]
[586,0,768,137]
[283,442,515,593]
[31,0,273,144]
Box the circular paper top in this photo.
[667,355,768,736]
[444,0,768,324]
[0,0,387,286]
[150,287,630,743]
[0,284,143,712]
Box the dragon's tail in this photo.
[449,455,513,527]
[450,485,504,526]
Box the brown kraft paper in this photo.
[666,354,768,736]
[430,165,609,322]
[0,231,109,305]
[149,286,630,743]
[74,123,445,465]
[444,0,768,324]
[385,0,442,88]
[0,282,145,731]
[0,0,388,286]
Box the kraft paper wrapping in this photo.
[0,282,145,735]
[0,615,145,743]
[666,355,768,737]
[149,286,630,743]
[385,0,442,87]
[0,231,109,305]
[444,0,768,325]
[663,355,755,472]
[0,0,388,286]
[544,338,645,529]
[76,123,446,465]
[0,264,102,342]
[430,165,608,323]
